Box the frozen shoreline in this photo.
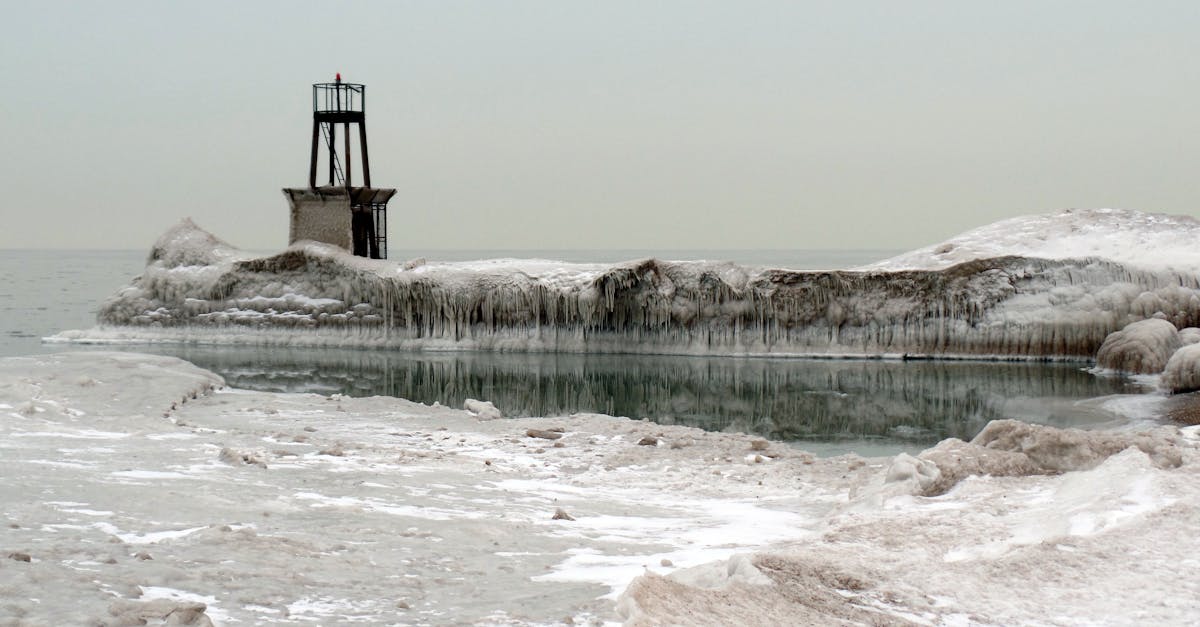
[3,352,1200,625]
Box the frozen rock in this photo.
[915,438,1041,496]
[318,444,346,457]
[1163,343,1200,393]
[463,398,502,421]
[1096,318,1181,374]
[107,599,213,627]
[1098,318,1182,372]
[869,420,1185,498]
[883,453,940,492]
[617,553,879,626]
[218,447,267,468]
[526,428,563,440]
[970,419,1182,472]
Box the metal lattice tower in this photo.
[285,74,395,259]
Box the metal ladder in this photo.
[320,123,345,186]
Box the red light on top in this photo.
[335,72,341,83]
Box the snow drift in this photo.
[74,209,1200,359]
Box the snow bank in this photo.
[66,211,1200,359]
[1163,344,1200,393]
[1096,318,1182,374]
[865,207,1200,273]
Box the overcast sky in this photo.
[2,1,1198,252]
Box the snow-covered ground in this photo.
[3,352,1199,625]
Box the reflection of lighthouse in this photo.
[283,74,395,259]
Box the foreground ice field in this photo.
[2,352,1199,625]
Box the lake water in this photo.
[0,248,1140,456]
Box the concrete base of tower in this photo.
[283,187,395,258]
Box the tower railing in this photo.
[313,82,365,113]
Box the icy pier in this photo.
[69,208,1200,358]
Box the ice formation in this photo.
[909,419,1183,496]
[1162,344,1200,393]
[65,208,1200,359]
[1095,318,1182,374]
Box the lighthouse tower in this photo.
[283,74,396,259]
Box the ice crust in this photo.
[72,209,1200,359]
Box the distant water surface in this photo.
[0,247,1143,456]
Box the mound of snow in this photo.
[865,208,1200,272]
[1096,318,1182,374]
[1163,344,1200,393]
[148,217,250,268]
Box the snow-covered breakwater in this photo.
[77,209,1200,358]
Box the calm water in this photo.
[0,248,1139,456]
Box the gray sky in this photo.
[2,1,1198,252]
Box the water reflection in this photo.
[134,346,1137,447]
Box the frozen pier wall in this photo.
[84,209,1200,359]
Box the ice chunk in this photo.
[463,398,502,421]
